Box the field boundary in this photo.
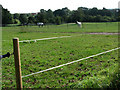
[19,36,71,43]
[22,47,120,78]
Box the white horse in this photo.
[76,21,82,28]
[37,22,44,27]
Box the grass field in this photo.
[2,22,120,88]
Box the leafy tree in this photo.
[117,10,120,21]
[40,9,46,13]
[54,9,62,17]
[28,16,35,23]
[19,14,28,25]
[1,5,119,25]
[117,16,120,21]
[89,7,98,16]
[36,9,47,23]
[83,15,94,22]
[53,7,71,23]
[61,7,71,23]
[94,15,102,22]
[55,16,61,25]
[13,13,20,19]
[2,5,13,26]
[103,16,111,22]
[36,13,44,22]
[99,7,112,16]
[46,9,55,23]
[71,8,84,22]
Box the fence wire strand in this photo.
[19,36,71,43]
[22,47,120,78]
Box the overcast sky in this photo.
[0,0,120,13]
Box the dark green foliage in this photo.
[19,14,28,25]
[55,16,61,25]
[33,7,118,24]
[28,16,35,23]
[1,5,13,26]
[36,10,46,23]
[13,13,20,19]
[1,4,119,26]
[46,9,55,23]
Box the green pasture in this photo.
[2,22,119,88]
[2,22,118,34]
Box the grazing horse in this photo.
[76,21,82,28]
[37,22,44,27]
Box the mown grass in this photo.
[2,22,119,88]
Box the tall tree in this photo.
[2,5,13,26]
[55,16,61,25]
[99,7,112,16]
[71,8,84,22]
[28,16,35,23]
[46,9,55,23]
[36,9,47,23]
[13,13,20,19]
[89,7,98,16]
[19,14,28,25]
[61,7,71,23]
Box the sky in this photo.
[0,0,120,13]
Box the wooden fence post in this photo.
[13,38,22,89]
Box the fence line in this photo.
[22,47,120,78]
[19,36,71,43]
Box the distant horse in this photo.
[37,22,44,27]
[76,21,82,28]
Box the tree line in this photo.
[1,4,120,26]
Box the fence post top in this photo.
[13,38,19,40]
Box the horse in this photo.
[76,21,82,28]
[37,22,44,27]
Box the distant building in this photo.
[31,13,37,15]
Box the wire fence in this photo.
[21,47,120,78]
[19,36,71,43]
[12,37,119,88]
